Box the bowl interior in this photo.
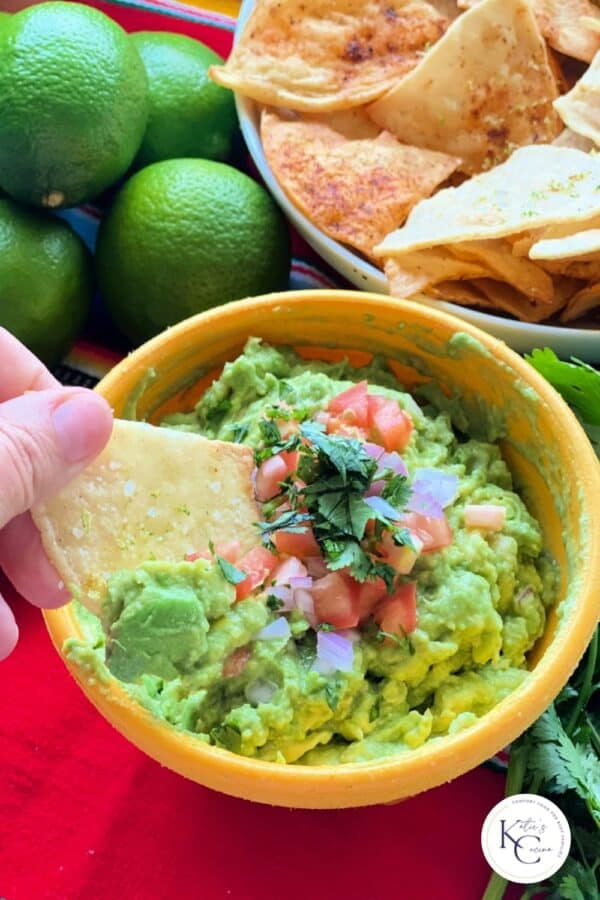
[233,0,600,363]
[44,292,600,808]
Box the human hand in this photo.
[0,329,113,660]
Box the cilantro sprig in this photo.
[255,417,412,591]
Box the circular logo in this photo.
[481,793,571,884]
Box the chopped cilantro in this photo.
[229,422,249,443]
[318,623,335,632]
[324,679,342,711]
[382,474,411,510]
[208,540,247,585]
[258,509,312,536]
[266,594,284,612]
[211,722,242,752]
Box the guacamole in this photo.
[67,339,556,765]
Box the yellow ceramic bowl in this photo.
[44,291,600,808]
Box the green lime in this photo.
[0,199,92,366]
[0,2,148,209]
[131,31,237,168]
[95,158,290,344]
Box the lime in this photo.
[0,2,148,209]
[95,159,290,344]
[0,199,92,366]
[131,31,237,168]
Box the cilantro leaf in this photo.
[215,555,247,586]
[211,722,241,752]
[266,594,284,612]
[229,422,249,443]
[259,418,282,445]
[299,422,376,485]
[382,474,411,510]
[258,510,312,536]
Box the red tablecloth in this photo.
[1,3,520,898]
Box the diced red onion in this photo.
[407,489,444,519]
[365,479,386,497]
[294,589,318,628]
[363,441,385,461]
[364,495,401,521]
[245,679,277,705]
[465,504,506,530]
[289,576,313,590]
[377,451,408,477]
[274,557,308,585]
[412,469,459,508]
[304,557,329,578]
[257,617,291,640]
[314,631,354,674]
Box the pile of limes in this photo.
[0,2,290,365]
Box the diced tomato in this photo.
[273,556,308,585]
[214,540,241,564]
[235,546,278,600]
[328,380,370,428]
[377,531,420,574]
[402,512,453,553]
[373,582,417,637]
[273,525,320,558]
[222,645,252,677]
[304,556,329,578]
[185,549,211,562]
[255,454,288,502]
[356,576,388,623]
[369,396,413,452]
[325,416,368,441]
[279,450,300,474]
[312,572,361,628]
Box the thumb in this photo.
[0,388,113,530]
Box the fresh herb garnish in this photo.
[211,722,242,752]
[325,679,342,711]
[208,540,247,586]
[255,414,412,591]
[482,629,600,899]
[266,594,284,612]
[229,422,249,443]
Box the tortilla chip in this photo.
[261,109,460,259]
[554,52,600,147]
[428,281,494,306]
[32,421,260,615]
[538,259,600,281]
[459,0,600,62]
[471,279,563,323]
[384,251,489,297]
[209,0,449,112]
[553,128,595,152]
[450,240,555,303]
[305,107,381,140]
[374,146,600,256]
[530,229,600,260]
[560,281,600,321]
[367,0,561,175]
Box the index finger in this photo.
[0,328,59,401]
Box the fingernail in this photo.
[52,392,111,463]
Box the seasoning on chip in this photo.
[367,0,562,175]
[209,0,449,112]
[261,109,460,259]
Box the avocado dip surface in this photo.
[66,338,556,765]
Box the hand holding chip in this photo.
[0,329,113,660]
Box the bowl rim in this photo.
[232,0,600,363]
[44,290,600,807]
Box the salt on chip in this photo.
[530,229,600,260]
[261,109,460,259]
[32,421,260,615]
[209,0,449,112]
[459,0,600,62]
[560,281,600,321]
[367,0,561,175]
[554,52,600,148]
[374,146,600,257]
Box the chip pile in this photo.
[210,0,600,325]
